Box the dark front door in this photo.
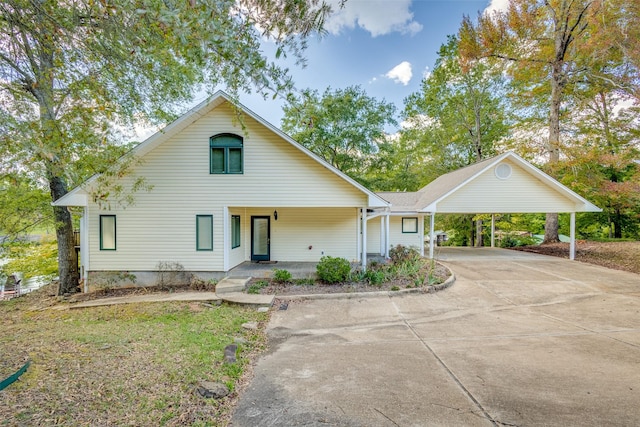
[251,216,270,262]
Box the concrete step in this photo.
[219,292,274,307]
[215,276,251,294]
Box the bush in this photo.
[272,269,292,283]
[389,244,421,265]
[364,269,385,286]
[499,233,539,248]
[189,275,217,291]
[316,256,351,284]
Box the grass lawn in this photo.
[0,285,268,426]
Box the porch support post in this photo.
[223,206,230,271]
[380,216,385,256]
[361,209,367,271]
[356,208,361,261]
[570,212,576,261]
[385,213,390,259]
[429,213,435,259]
[491,214,495,248]
[419,215,425,257]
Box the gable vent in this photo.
[495,163,512,180]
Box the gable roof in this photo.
[54,91,389,208]
[376,152,601,214]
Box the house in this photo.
[54,92,600,289]
[54,91,391,287]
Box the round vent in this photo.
[495,163,512,180]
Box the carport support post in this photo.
[385,214,390,259]
[361,208,367,271]
[570,212,576,261]
[380,216,385,256]
[429,213,435,259]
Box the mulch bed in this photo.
[511,241,640,275]
[250,262,451,296]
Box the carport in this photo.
[378,152,601,261]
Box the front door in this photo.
[251,216,270,262]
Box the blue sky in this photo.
[237,0,508,132]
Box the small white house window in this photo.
[495,163,512,179]
[402,217,418,233]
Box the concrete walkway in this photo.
[68,276,273,309]
[231,248,640,426]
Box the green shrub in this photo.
[364,269,385,286]
[272,268,292,283]
[247,280,269,294]
[499,233,539,248]
[389,244,421,265]
[390,286,400,291]
[294,277,315,286]
[316,256,351,284]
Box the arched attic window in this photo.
[210,133,243,174]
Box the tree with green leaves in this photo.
[459,0,599,243]
[402,35,509,246]
[0,0,332,294]
[281,85,397,181]
[560,87,640,238]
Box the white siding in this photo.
[366,217,383,254]
[240,207,358,264]
[87,103,367,272]
[228,209,245,270]
[389,216,423,250]
[437,159,577,213]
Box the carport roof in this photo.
[377,152,601,214]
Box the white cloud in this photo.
[385,61,412,85]
[325,0,423,37]
[484,0,510,15]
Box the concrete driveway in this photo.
[231,248,640,426]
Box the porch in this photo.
[228,254,388,279]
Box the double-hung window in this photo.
[210,133,243,174]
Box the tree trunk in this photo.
[470,218,475,247]
[614,208,622,239]
[544,60,563,243]
[46,166,80,295]
[475,219,484,247]
[34,41,80,294]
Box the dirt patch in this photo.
[249,262,451,296]
[512,241,640,275]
